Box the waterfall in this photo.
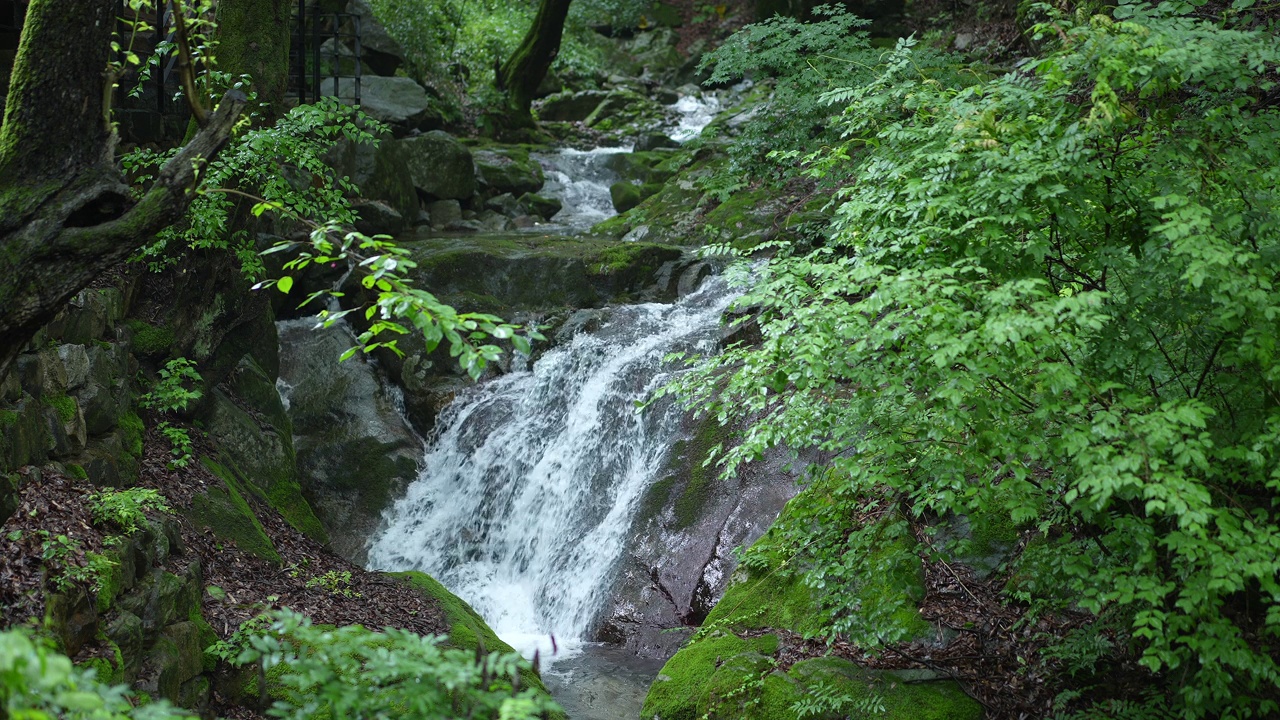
[533,147,631,231]
[367,273,739,662]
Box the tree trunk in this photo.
[494,0,573,132]
[216,0,293,116]
[0,0,246,379]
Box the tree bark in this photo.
[216,0,293,116]
[494,0,573,131]
[0,0,247,379]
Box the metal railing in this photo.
[291,3,362,105]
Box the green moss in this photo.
[0,409,18,427]
[67,463,88,481]
[789,658,983,720]
[124,319,176,359]
[389,570,549,697]
[187,458,281,563]
[119,411,144,458]
[638,475,677,525]
[674,416,729,529]
[643,632,780,720]
[264,479,329,543]
[44,394,76,423]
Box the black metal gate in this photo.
[290,1,363,106]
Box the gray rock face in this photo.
[347,0,407,76]
[277,320,423,565]
[326,129,419,226]
[399,131,476,201]
[321,75,442,132]
[596,423,805,659]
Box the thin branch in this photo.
[171,0,208,126]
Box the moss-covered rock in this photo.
[186,458,281,563]
[642,506,976,720]
[399,130,476,201]
[473,147,546,198]
[389,571,552,698]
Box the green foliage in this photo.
[697,5,947,189]
[221,609,560,720]
[666,3,1280,717]
[303,570,362,599]
[0,628,195,720]
[124,98,381,277]
[791,680,885,718]
[87,488,171,535]
[367,0,610,102]
[139,358,202,414]
[258,228,543,380]
[156,422,193,469]
[37,531,115,595]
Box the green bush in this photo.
[216,609,560,719]
[0,629,194,720]
[88,488,172,535]
[666,3,1280,717]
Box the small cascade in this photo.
[367,273,739,662]
[669,92,722,143]
[533,147,631,230]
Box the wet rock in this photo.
[352,199,405,236]
[426,199,463,229]
[277,321,422,565]
[473,148,546,198]
[635,131,680,151]
[517,192,563,221]
[400,131,476,201]
[45,588,99,656]
[484,192,521,217]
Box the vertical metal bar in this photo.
[296,0,306,103]
[312,11,321,100]
[352,14,361,106]
[331,16,340,99]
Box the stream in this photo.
[335,90,728,718]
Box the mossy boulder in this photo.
[326,128,419,227]
[186,458,281,563]
[399,130,476,201]
[641,507,978,720]
[204,364,327,545]
[535,89,610,122]
[401,236,686,314]
[610,181,662,213]
[473,147,546,198]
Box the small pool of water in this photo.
[543,643,667,720]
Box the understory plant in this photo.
[665,2,1280,717]
[218,609,559,719]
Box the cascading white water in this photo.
[533,147,631,230]
[669,92,722,143]
[367,273,738,662]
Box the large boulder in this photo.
[321,75,444,132]
[325,129,419,228]
[536,90,610,122]
[473,148,545,198]
[399,131,476,201]
[277,320,423,565]
[347,0,407,76]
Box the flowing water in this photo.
[534,146,631,231]
[366,274,738,662]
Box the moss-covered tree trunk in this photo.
[493,0,573,133]
[0,0,246,379]
[216,0,293,116]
